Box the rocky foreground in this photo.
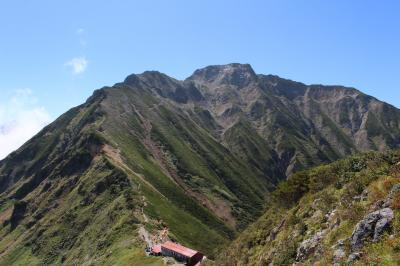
[215,151,400,265]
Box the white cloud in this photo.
[0,89,52,160]
[76,28,85,35]
[65,57,88,74]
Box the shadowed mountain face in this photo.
[0,63,400,264]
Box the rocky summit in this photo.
[1,64,400,265]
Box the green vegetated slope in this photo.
[0,87,236,265]
[215,151,400,265]
[1,63,400,265]
[0,96,165,265]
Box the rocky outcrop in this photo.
[267,219,285,241]
[332,239,346,265]
[188,63,257,87]
[383,184,400,208]
[295,230,326,262]
[294,187,396,265]
[325,209,341,229]
[348,207,394,261]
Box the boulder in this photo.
[349,208,394,252]
[374,208,393,239]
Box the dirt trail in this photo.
[102,144,166,199]
[141,195,149,223]
[138,226,153,247]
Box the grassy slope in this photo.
[102,86,269,229]
[0,93,163,264]
[247,92,345,177]
[215,150,400,265]
[0,161,164,266]
[0,84,271,264]
[223,119,281,185]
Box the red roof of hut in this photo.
[161,241,198,258]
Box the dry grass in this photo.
[392,193,400,210]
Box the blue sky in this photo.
[0,0,399,158]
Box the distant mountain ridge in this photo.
[129,63,400,177]
[1,63,400,264]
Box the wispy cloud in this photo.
[64,28,88,75]
[0,89,52,160]
[65,57,88,74]
[76,28,87,46]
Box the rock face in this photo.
[188,63,257,87]
[350,208,394,252]
[295,230,326,262]
[186,63,400,179]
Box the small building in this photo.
[161,241,203,266]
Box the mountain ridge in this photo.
[1,63,400,265]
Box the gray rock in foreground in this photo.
[348,207,394,262]
[350,207,393,251]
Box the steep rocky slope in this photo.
[1,63,400,264]
[188,64,400,177]
[215,151,400,265]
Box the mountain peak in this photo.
[187,63,257,87]
[3,63,400,266]
[123,70,181,92]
